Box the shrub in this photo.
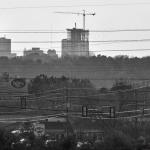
[103,131,134,150]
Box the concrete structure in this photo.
[23,47,44,56]
[23,47,58,63]
[0,37,16,58]
[62,28,89,57]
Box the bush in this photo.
[103,131,134,150]
[61,136,76,150]
[0,128,16,150]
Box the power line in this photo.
[0,31,66,33]
[91,29,150,32]
[9,48,150,52]
[2,28,150,33]
[0,2,150,10]
[0,39,149,43]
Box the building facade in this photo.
[0,37,16,58]
[23,47,58,63]
[62,28,89,57]
[23,47,44,56]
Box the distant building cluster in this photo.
[62,28,89,57]
[0,37,16,58]
[23,47,44,56]
[23,47,58,63]
[0,27,91,59]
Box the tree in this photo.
[99,87,108,93]
[103,131,134,150]
[110,79,133,110]
[111,79,132,91]
[28,74,50,95]
[28,75,94,96]
[0,128,16,150]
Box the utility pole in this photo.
[134,89,138,140]
[64,87,70,137]
[20,96,27,109]
[66,87,69,116]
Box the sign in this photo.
[33,123,45,137]
[11,78,26,89]
[88,108,101,118]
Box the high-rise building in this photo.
[61,28,89,57]
[0,37,16,58]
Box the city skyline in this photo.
[1,0,150,57]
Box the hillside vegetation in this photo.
[0,55,150,88]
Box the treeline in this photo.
[0,55,150,88]
[28,74,95,96]
[27,75,134,111]
[1,54,150,67]
[28,75,132,94]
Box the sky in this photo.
[1,0,150,57]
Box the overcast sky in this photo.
[1,0,150,57]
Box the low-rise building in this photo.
[23,48,58,63]
[24,47,44,56]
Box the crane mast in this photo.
[55,10,95,30]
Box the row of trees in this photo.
[28,74,133,94]
[1,54,150,66]
[28,74,95,95]
[27,74,133,110]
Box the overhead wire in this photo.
[0,39,150,43]
[2,28,150,33]
[0,2,150,10]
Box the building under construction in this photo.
[61,28,89,57]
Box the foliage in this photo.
[103,131,134,150]
[0,55,150,89]
[0,128,16,150]
[28,74,94,95]
[0,125,150,150]
[99,87,108,93]
[111,79,132,91]
[61,136,76,150]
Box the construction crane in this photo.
[55,10,95,30]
